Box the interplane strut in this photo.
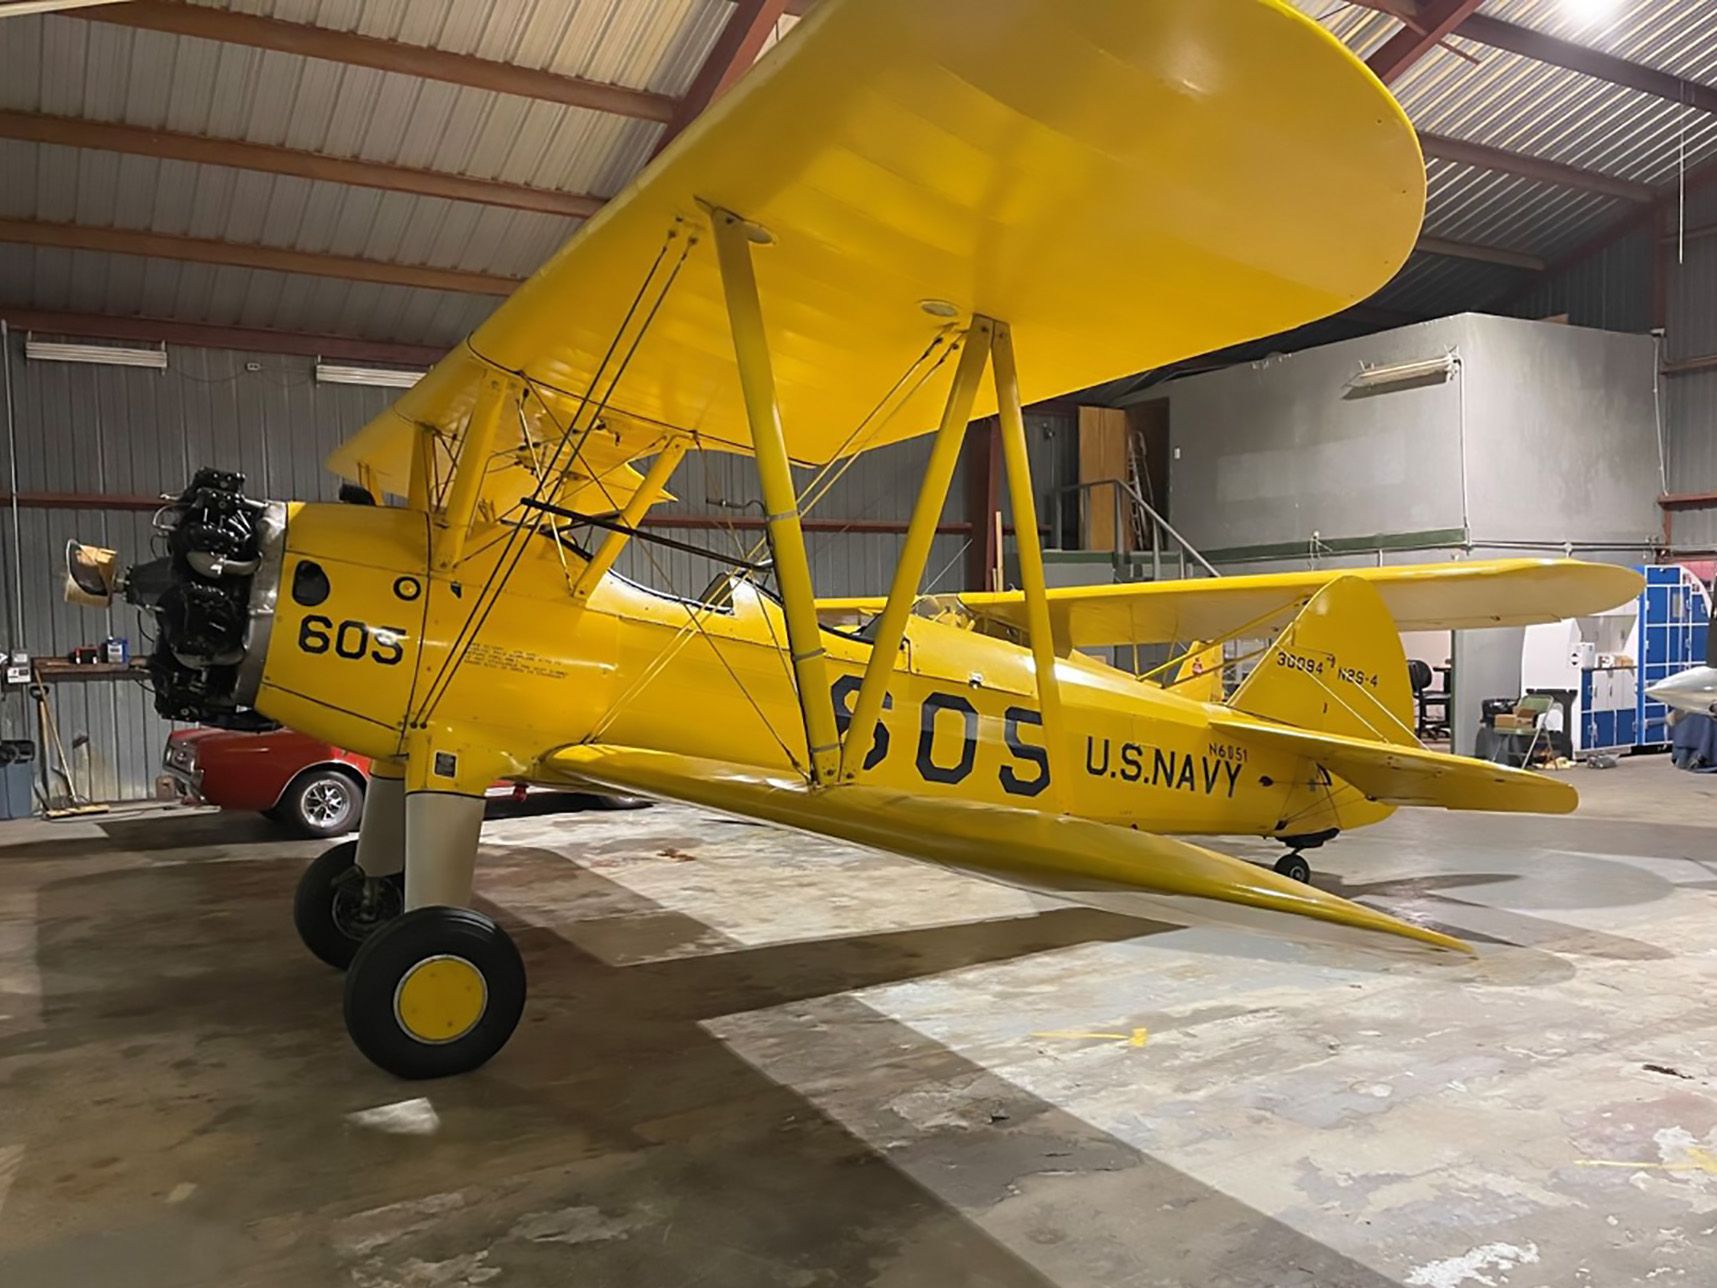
[708,205,1068,798]
[711,207,844,785]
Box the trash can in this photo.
[0,740,37,820]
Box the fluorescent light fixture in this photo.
[0,1,137,19]
[25,336,167,369]
[1348,353,1457,391]
[314,362,425,389]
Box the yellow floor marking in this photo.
[1034,1028,1148,1047]
[1576,1147,1717,1176]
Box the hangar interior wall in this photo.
[1508,207,1717,552]
[0,332,1001,801]
[1165,312,1665,753]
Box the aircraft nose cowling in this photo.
[1646,666,1717,717]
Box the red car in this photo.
[164,727,370,838]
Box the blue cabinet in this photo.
[1636,565,1711,749]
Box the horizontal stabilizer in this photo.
[819,559,1643,650]
[1211,715,1576,815]
[547,744,1469,956]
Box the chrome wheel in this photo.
[304,778,352,829]
[280,768,365,839]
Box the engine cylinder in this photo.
[139,469,283,730]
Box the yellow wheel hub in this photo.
[394,955,487,1044]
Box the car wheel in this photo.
[280,768,364,839]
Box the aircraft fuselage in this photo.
[243,503,1382,842]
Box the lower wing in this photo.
[546,744,1468,956]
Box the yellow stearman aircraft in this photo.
[70,0,1640,1079]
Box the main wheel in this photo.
[293,840,403,969]
[278,767,364,839]
[343,907,526,1080]
[1274,853,1312,884]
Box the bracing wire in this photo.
[586,331,963,750]
[411,227,692,726]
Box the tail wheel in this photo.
[293,840,403,969]
[1274,853,1312,884]
[344,907,526,1080]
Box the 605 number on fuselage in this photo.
[297,615,406,666]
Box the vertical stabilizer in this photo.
[1227,576,1416,748]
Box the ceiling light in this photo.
[1347,353,1457,390]
[314,362,425,389]
[25,336,167,369]
[1563,0,1620,25]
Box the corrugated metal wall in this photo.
[1507,227,1657,336]
[1501,214,1717,552]
[1663,184,1717,549]
[0,330,1018,801]
[0,330,399,802]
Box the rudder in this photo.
[1228,576,1415,747]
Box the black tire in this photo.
[293,840,404,969]
[344,907,526,1080]
[1274,853,1312,884]
[278,767,364,839]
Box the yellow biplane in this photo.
[71,0,1639,1079]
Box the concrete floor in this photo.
[0,758,1714,1287]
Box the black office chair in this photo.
[1407,659,1450,739]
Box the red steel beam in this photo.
[1661,355,1717,379]
[0,112,602,220]
[1350,4,1717,115]
[654,0,789,156]
[0,488,977,533]
[1418,133,1653,203]
[72,1,676,123]
[962,419,1001,592]
[2,308,447,365]
[1659,491,1717,509]
[643,514,970,535]
[1366,0,1486,84]
[1498,151,1717,309]
[1416,235,1544,272]
[0,491,166,512]
[0,219,523,295]
[1460,13,1717,116]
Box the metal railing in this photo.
[1049,477,1218,581]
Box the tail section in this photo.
[1218,575,1575,815]
[1228,575,1416,747]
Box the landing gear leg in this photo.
[1273,852,1311,884]
[344,777,525,1078]
[293,764,406,968]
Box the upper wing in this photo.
[546,744,1467,956]
[1210,714,1577,814]
[820,559,1644,649]
[330,0,1423,493]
